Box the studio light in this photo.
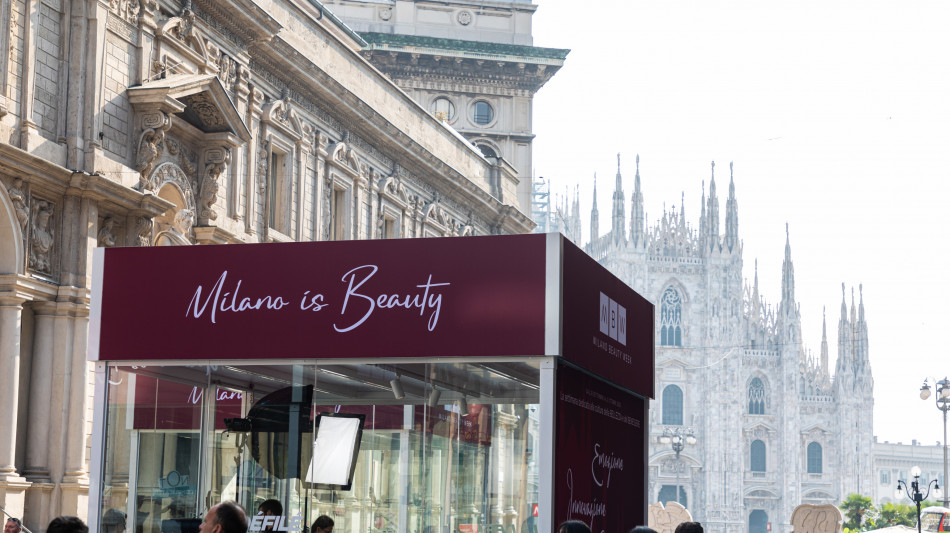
[390,377,405,399]
[427,388,442,407]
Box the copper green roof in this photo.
[360,32,570,62]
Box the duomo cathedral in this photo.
[554,156,875,533]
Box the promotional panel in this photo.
[554,362,645,533]
[560,238,654,398]
[92,234,546,361]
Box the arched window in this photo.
[751,440,766,472]
[660,287,683,347]
[658,485,687,507]
[749,510,769,533]
[662,385,683,425]
[807,442,823,474]
[748,378,766,415]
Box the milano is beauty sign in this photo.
[91,234,547,361]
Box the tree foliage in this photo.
[877,502,917,528]
[841,493,876,531]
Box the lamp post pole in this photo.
[660,427,696,508]
[895,466,941,533]
[919,378,950,507]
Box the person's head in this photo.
[200,502,248,533]
[47,516,88,533]
[311,515,334,533]
[102,509,127,533]
[5,518,21,533]
[258,500,283,517]
[558,521,591,533]
[674,522,703,533]
[629,527,657,533]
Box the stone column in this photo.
[23,302,55,529]
[0,295,30,518]
[24,301,55,481]
[17,0,39,149]
[245,88,265,235]
[0,295,26,477]
[354,167,367,240]
[313,133,328,241]
[231,66,250,220]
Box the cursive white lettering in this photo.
[186,271,289,323]
[590,443,623,488]
[300,291,328,312]
[334,265,450,333]
[566,468,607,531]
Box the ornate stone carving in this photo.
[199,148,230,223]
[134,217,153,247]
[5,178,29,231]
[136,113,172,190]
[138,0,159,27]
[322,174,333,241]
[217,52,239,94]
[378,7,392,21]
[155,209,194,246]
[109,0,140,24]
[257,138,269,194]
[151,162,197,212]
[29,200,54,274]
[457,11,472,25]
[98,216,118,247]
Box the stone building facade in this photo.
[0,0,539,530]
[872,439,948,507]
[557,157,876,533]
[326,0,569,214]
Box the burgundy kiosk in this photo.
[87,233,654,533]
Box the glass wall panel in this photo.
[99,361,540,533]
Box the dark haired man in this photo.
[199,502,248,533]
[311,515,334,533]
[47,516,88,533]
[674,522,704,533]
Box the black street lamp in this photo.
[660,427,696,507]
[895,466,942,533]
[920,377,950,507]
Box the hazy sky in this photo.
[531,1,950,447]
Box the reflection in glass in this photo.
[99,362,540,533]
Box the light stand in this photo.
[895,465,942,533]
[920,378,950,507]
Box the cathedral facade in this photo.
[558,157,876,533]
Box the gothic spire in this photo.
[706,161,720,253]
[855,284,871,366]
[590,173,599,243]
[781,223,796,311]
[679,192,686,227]
[630,154,645,247]
[837,282,853,370]
[821,307,829,378]
[700,181,707,247]
[751,259,761,318]
[724,161,739,253]
[611,153,626,243]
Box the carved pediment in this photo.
[801,423,832,436]
[327,140,362,178]
[743,422,776,438]
[157,6,214,74]
[378,174,409,208]
[128,73,250,143]
[262,95,304,141]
